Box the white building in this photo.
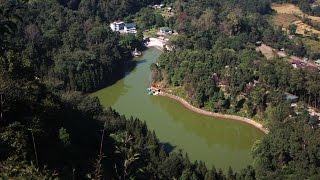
[110,21,137,34]
[124,23,137,34]
[110,21,125,32]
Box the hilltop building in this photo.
[110,21,137,34]
[110,21,125,32]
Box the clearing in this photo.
[271,3,320,36]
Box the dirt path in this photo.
[157,92,269,134]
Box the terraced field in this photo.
[272,3,320,36]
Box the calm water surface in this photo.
[92,48,264,171]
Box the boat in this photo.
[147,88,154,95]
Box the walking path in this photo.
[157,92,269,134]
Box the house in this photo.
[159,27,173,35]
[110,21,125,32]
[110,21,137,34]
[124,23,137,34]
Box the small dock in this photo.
[147,86,161,95]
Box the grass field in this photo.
[272,3,304,15]
[272,3,320,22]
[272,13,299,28]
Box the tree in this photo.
[288,24,297,35]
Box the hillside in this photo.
[1,0,320,179]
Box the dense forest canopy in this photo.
[153,0,320,115]
[58,0,161,20]
[151,0,320,178]
[1,0,162,93]
[1,0,320,179]
[0,0,238,179]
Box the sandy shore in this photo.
[158,92,269,134]
[146,37,166,51]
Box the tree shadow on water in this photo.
[160,142,176,153]
[91,59,147,93]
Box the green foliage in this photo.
[59,127,70,146]
[2,0,320,179]
[288,24,297,35]
[1,0,138,92]
[155,0,320,119]
[253,113,320,179]
[135,7,166,30]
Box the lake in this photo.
[92,48,264,171]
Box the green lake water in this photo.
[92,48,264,171]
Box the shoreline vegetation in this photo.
[146,43,268,134]
[157,91,269,134]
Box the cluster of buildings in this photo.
[255,42,320,71]
[110,21,137,34]
[289,56,320,71]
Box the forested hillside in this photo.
[1,0,320,179]
[57,0,161,20]
[152,0,320,178]
[153,0,320,116]
[2,0,155,92]
[0,0,239,179]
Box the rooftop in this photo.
[112,21,124,24]
[160,27,172,32]
[125,23,136,29]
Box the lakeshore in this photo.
[145,38,268,134]
[157,91,269,134]
[146,37,167,51]
[93,48,264,170]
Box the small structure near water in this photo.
[147,86,161,95]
